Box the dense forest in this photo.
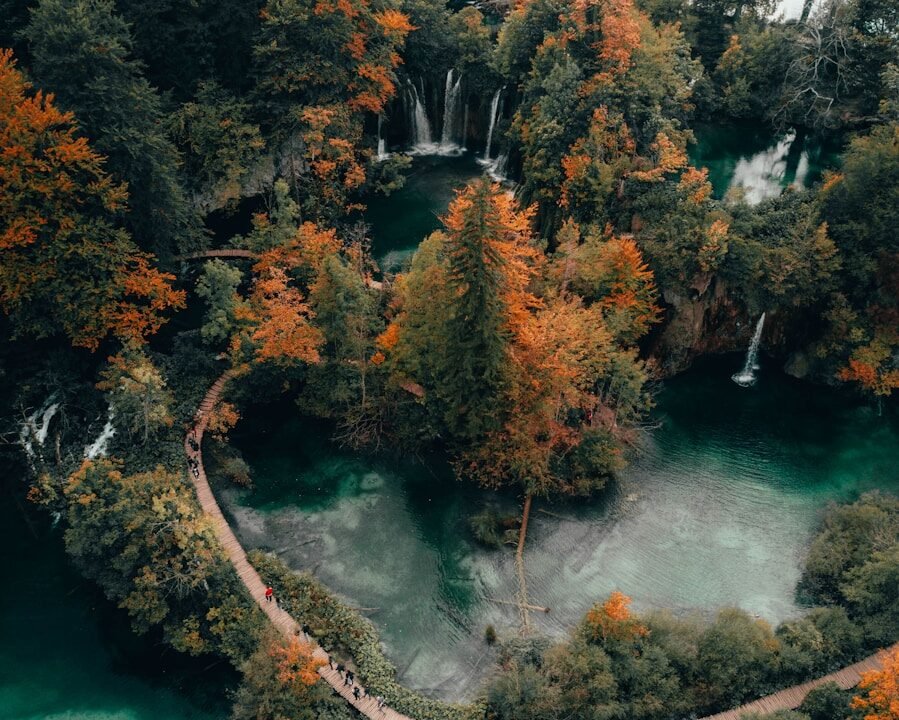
[1,0,898,718]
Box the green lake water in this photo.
[365,154,483,272]
[222,357,899,700]
[690,122,840,203]
[0,487,234,720]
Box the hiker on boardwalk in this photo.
[376,695,385,711]
[353,687,361,701]
[264,586,274,603]
[344,672,353,686]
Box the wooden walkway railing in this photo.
[187,369,412,720]
[178,249,258,261]
[699,643,897,720]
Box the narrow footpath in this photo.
[187,369,413,720]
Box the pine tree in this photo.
[25,0,199,256]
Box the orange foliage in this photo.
[442,182,542,336]
[205,401,240,440]
[560,107,636,210]
[376,321,400,351]
[851,647,899,720]
[0,49,183,349]
[699,219,730,274]
[255,222,341,277]
[594,233,661,336]
[374,9,416,36]
[838,337,899,398]
[249,267,323,365]
[272,638,325,688]
[563,0,643,84]
[678,166,713,204]
[630,133,689,182]
[585,590,649,642]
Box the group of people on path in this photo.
[186,432,201,478]
[265,584,387,715]
[327,656,386,712]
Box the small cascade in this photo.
[481,87,504,163]
[438,69,463,154]
[85,409,116,459]
[486,152,509,182]
[376,114,389,161]
[407,81,434,152]
[732,313,766,387]
[19,394,60,459]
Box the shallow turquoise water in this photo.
[690,122,841,203]
[0,489,234,720]
[222,357,899,699]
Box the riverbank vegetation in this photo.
[483,492,899,720]
[2,0,898,717]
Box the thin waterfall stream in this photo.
[481,87,503,164]
[732,312,766,386]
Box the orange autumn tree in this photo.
[550,221,661,345]
[462,292,626,495]
[386,179,542,442]
[273,637,326,690]
[508,0,699,238]
[851,647,899,720]
[234,265,323,367]
[387,181,650,495]
[584,590,649,643]
[838,318,899,405]
[0,49,184,349]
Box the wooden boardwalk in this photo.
[178,249,258,261]
[188,372,895,720]
[699,643,897,720]
[187,369,413,720]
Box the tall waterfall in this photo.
[439,69,463,153]
[408,81,433,152]
[376,114,389,161]
[732,313,766,387]
[482,87,503,162]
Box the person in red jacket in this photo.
[264,586,274,603]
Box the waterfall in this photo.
[482,87,503,163]
[486,152,509,182]
[408,81,434,152]
[732,313,766,387]
[376,114,389,161]
[438,69,463,153]
[85,409,116,459]
[19,394,60,459]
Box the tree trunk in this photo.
[515,493,533,635]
